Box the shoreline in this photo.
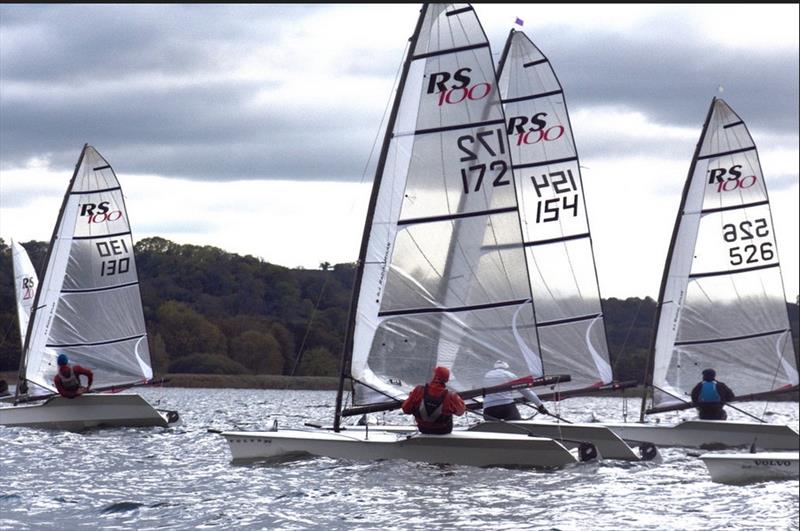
[1,371,797,401]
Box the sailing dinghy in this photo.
[0,145,178,430]
[602,98,799,450]
[222,3,590,468]
[464,28,657,462]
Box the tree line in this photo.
[1,237,798,382]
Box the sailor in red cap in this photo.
[401,366,466,434]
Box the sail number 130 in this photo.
[96,238,131,277]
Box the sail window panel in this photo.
[698,102,755,159]
[693,152,767,212]
[515,160,588,243]
[538,319,610,390]
[61,235,138,291]
[678,268,792,344]
[367,303,539,394]
[70,189,132,239]
[51,336,152,388]
[691,204,777,276]
[398,125,517,221]
[413,4,485,58]
[381,212,530,312]
[48,285,147,347]
[71,148,121,193]
[504,97,575,167]
[526,239,603,324]
[662,333,797,403]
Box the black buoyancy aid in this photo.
[58,367,81,392]
[415,384,453,434]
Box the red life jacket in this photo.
[415,384,453,435]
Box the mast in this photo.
[333,4,429,432]
[15,144,88,399]
[495,28,546,375]
[639,97,716,422]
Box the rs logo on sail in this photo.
[21,277,35,300]
[707,165,758,193]
[506,113,565,146]
[79,201,123,223]
[427,68,492,106]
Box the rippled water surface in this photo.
[1,388,798,530]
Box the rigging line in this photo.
[289,269,332,377]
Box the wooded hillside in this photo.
[2,237,797,382]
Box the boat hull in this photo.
[220,429,579,468]
[700,451,800,484]
[0,394,173,430]
[602,420,799,450]
[468,420,644,461]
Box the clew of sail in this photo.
[496,29,613,391]
[19,145,154,394]
[347,4,541,407]
[649,98,799,411]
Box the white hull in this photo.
[602,420,799,450]
[468,420,646,461]
[700,451,799,484]
[0,394,175,430]
[220,429,579,468]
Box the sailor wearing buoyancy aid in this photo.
[401,366,466,434]
[54,353,94,399]
[690,368,735,420]
[482,360,549,420]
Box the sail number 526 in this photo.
[722,218,774,266]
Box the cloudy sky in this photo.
[1,4,798,301]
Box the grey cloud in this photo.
[1,5,797,184]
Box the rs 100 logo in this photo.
[707,165,758,192]
[427,68,492,107]
[21,277,35,300]
[80,202,123,223]
[506,112,565,145]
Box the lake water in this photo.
[1,388,798,530]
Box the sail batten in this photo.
[648,98,799,411]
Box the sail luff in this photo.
[495,28,545,377]
[640,99,717,421]
[333,4,429,431]
[16,144,89,397]
[497,29,612,391]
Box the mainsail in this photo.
[646,98,798,413]
[496,29,613,392]
[341,3,542,414]
[18,145,154,395]
[11,240,38,349]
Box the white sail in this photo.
[497,29,613,391]
[348,4,541,406]
[20,145,154,393]
[649,98,798,410]
[11,240,38,349]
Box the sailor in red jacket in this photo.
[401,366,466,434]
[54,353,93,398]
